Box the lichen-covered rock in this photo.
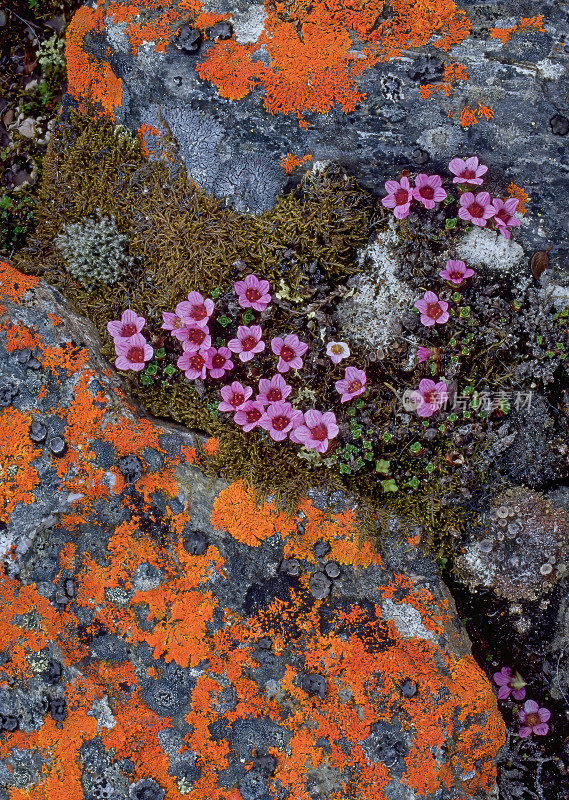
[62,0,569,262]
[456,486,569,601]
[0,260,505,799]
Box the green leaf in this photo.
[445,217,458,229]
[408,476,420,490]
[375,459,390,474]
[410,442,422,453]
[145,364,158,376]
[164,364,176,376]
[381,479,398,493]
[140,374,154,386]
[241,309,255,324]
[155,348,166,359]
[210,288,221,299]
[218,315,231,328]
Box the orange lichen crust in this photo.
[65,5,123,119]
[419,61,468,99]
[506,181,530,214]
[196,0,471,123]
[490,14,545,44]
[0,265,505,799]
[280,153,313,173]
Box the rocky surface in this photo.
[63,0,569,263]
[0,258,506,798]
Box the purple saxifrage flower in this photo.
[177,324,211,351]
[416,346,433,364]
[205,346,234,379]
[410,379,448,417]
[107,309,145,341]
[233,400,267,432]
[414,291,449,327]
[227,325,265,363]
[412,173,446,209]
[234,274,271,311]
[439,259,475,285]
[271,334,309,373]
[114,333,153,372]
[491,197,521,240]
[290,410,339,453]
[448,156,488,185]
[176,291,215,328]
[259,401,303,442]
[326,341,350,364]
[381,176,413,219]
[458,191,496,227]
[518,700,550,737]
[161,310,184,334]
[177,349,208,380]
[335,366,367,404]
[493,667,526,701]
[256,374,292,405]
[218,381,253,413]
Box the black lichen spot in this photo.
[182,530,208,555]
[299,672,327,698]
[118,454,143,483]
[550,114,569,136]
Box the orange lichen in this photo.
[0,408,41,524]
[211,479,297,546]
[0,259,39,302]
[202,437,219,454]
[66,6,123,119]
[459,105,478,128]
[419,61,467,99]
[476,102,494,120]
[506,181,530,214]
[280,153,313,173]
[491,14,545,43]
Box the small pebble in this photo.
[0,714,18,731]
[256,636,272,650]
[280,558,300,576]
[412,148,430,166]
[64,578,75,597]
[313,540,330,558]
[251,754,277,776]
[118,454,143,483]
[300,672,326,698]
[49,436,67,457]
[309,571,331,599]
[29,421,47,443]
[479,538,493,554]
[324,562,341,579]
[540,563,553,575]
[550,114,569,136]
[210,21,233,40]
[49,697,67,721]
[183,531,208,556]
[400,679,418,698]
[16,348,31,363]
[176,24,202,52]
[27,356,41,370]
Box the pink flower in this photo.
[227,325,265,363]
[491,198,521,240]
[414,291,449,327]
[410,378,448,417]
[233,400,266,432]
[412,173,447,209]
[114,333,153,372]
[218,381,253,412]
[271,334,309,373]
[518,700,551,738]
[234,274,271,311]
[177,324,212,351]
[205,346,234,379]
[290,410,339,453]
[335,366,367,403]
[326,341,350,364]
[161,311,184,333]
[177,348,208,380]
[458,191,496,227]
[257,374,292,405]
[448,156,488,185]
[417,346,433,364]
[107,309,145,341]
[259,401,303,442]
[439,259,475,285]
[493,667,526,701]
[381,176,413,219]
[176,291,215,328]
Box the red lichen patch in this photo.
[66,5,123,119]
[0,260,39,303]
[211,479,297,546]
[0,408,41,524]
[506,181,530,214]
[280,153,313,173]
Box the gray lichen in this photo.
[55,215,133,287]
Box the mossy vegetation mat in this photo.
[15,111,569,556]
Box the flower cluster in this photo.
[382,156,521,239]
[493,667,550,737]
